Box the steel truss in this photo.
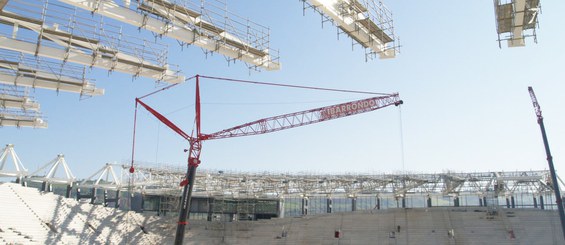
[0,0,183,83]
[494,0,541,48]
[85,166,558,201]
[302,0,399,60]
[59,0,280,71]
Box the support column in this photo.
[401,198,406,208]
[352,197,357,212]
[103,190,109,207]
[115,190,121,208]
[41,181,48,192]
[376,197,381,210]
[506,197,510,208]
[427,196,432,208]
[65,185,72,198]
[277,197,285,218]
[511,196,515,208]
[479,197,483,207]
[454,197,460,207]
[301,196,309,216]
[483,196,487,207]
[327,198,333,213]
[91,187,97,204]
[540,195,545,210]
[533,196,538,208]
[206,199,212,221]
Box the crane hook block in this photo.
[129,166,135,173]
[395,100,404,106]
[180,179,189,187]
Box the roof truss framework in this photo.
[58,0,280,71]
[85,165,557,199]
[0,0,184,83]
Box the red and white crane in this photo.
[131,75,403,245]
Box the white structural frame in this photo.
[79,163,122,190]
[0,84,40,111]
[0,57,104,96]
[303,0,398,59]
[0,109,47,128]
[0,0,184,83]
[0,144,28,178]
[494,0,540,48]
[27,154,76,185]
[58,0,281,71]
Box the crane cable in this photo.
[199,75,393,96]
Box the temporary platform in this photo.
[302,0,399,60]
[0,84,40,111]
[0,109,47,128]
[494,0,541,47]
[0,50,103,97]
[59,0,281,71]
[0,0,183,83]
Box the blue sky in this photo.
[3,0,565,179]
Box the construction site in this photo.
[2,0,564,244]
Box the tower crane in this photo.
[528,86,565,240]
[132,75,403,245]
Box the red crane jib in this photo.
[200,94,401,140]
[135,98,192,141]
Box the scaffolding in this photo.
[0,50,103,97]
[59,0,280,71]
[78,165,558,205]
[0,108,47,128]
[302,0,399,61]
[0,84,45,127]
[0,0,183,83]
[494,0,541,48]
[0,84,40,111]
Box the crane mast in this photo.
[528,86,565,241]
[133,75,402,245]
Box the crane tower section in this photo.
[494,0,540,48]
[302,0,399,61]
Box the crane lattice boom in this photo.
[131,75,403,245]
[528,86,542,120]
[202,94,402,140]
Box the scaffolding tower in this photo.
[302,0,399,61]
[59,0,280,71]
[494,0,541,48]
